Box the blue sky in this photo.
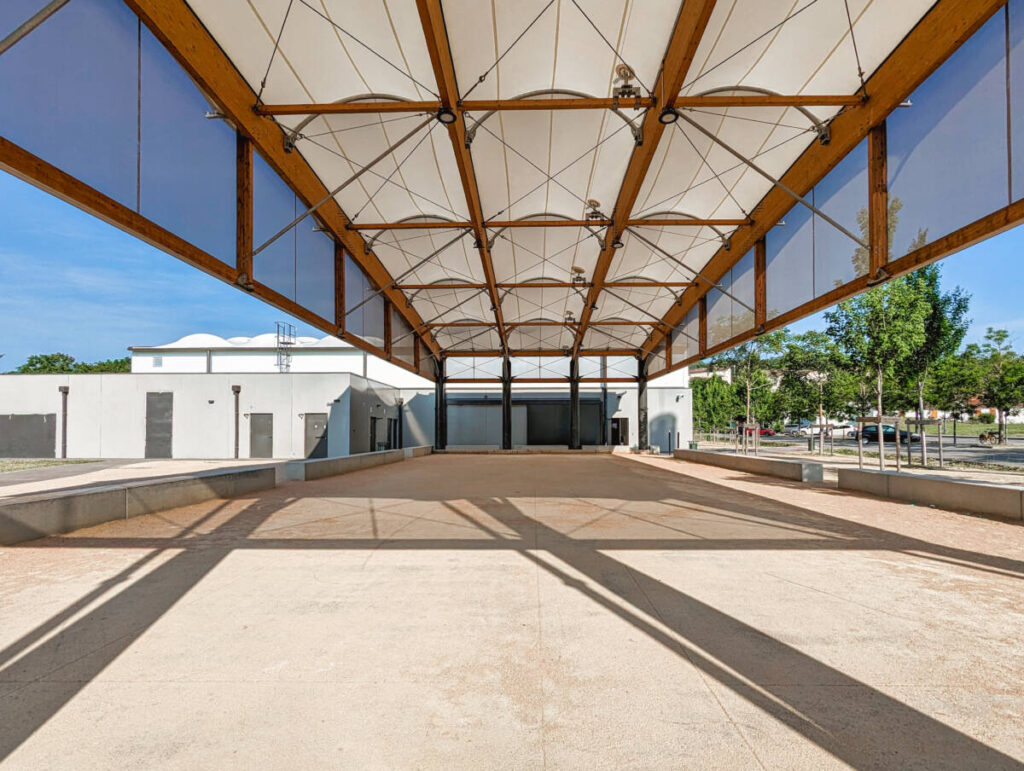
[0,170,1021,371]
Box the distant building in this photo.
[129,333,428,387]
[0,333,693,459]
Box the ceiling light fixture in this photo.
[611,237,624,248]
[436,107,457,125]
[658,107,679,125]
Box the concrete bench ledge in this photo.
[0,465,277,546]
[673,448,824,483]
[438,446,619,455]
[285,445,432,482]
[837,468,1024,521]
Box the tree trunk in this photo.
[876,367,885,471]
[953,415,957,445]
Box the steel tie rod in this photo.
[676,112,868,248]
[626,227,755,316]
[343,228,473,318]
[252,116,434,258]
[0,0,71,56]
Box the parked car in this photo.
[857,424,920,443]
[783,422,809,436]
[745,426,775,437]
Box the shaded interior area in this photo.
[1,454,1021,767]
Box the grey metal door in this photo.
[0,414,56,458]
[250,413,273,458]
[145,392,173,458]
[304,412,328,458]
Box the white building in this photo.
[0,334,692,460]
[129,333,430,388]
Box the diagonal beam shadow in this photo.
[0,494,297,761]
[0,501,233,673]
[444,497,1020,769]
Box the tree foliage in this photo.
[691,375,739,433]
[14,353,130,374]
[899,265,970,416]
[979,328,1024,444]
[708,330,788,424]
[824,276,929,421]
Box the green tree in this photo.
[979,328,1024,444]
[14,353,131,374]
[15,353,77,373]
[825,278,929,456]
[73,357,131,373]
[708,330,788,425]
[926,346,983,444]
[899,265,970,420]
[778,331,857,426]
[691,374,739,434]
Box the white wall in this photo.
[0,372,692,458]
[0,373,370,460]
[132,352,209,373]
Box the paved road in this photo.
[760,435,1024,467]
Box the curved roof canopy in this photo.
[2,0,1011,380]
[181,0,931,359]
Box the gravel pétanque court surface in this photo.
[1,453,1021,769]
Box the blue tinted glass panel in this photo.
[706,282,731,348]
[392,308,415,364]
[296,220,335,321]
[1,0,52,39]
[812,139,868,293]
[345,254,385,347]
[671,304,699,362]
[765,203,813,320]
[253,154,297,299]
[730,249,755,334]
[1010,1,1024,201]
[0,0,138,207]
[139,27,235,262]
[887,12,1009,257]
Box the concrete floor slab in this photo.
[1,454,1022,768]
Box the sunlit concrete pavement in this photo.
[0,458,272,499]
[1,454,1022,769]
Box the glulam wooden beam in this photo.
[235,133,252,282]
[397,281,692,290]
[444,349,639,357]
[650,195,1024,380]
[255,94,861,116]
[416,0,508,351]
[571,0,719,356]
[868,122,889,278]
[350,218,746,230]
[124,0,440,362]
[640,0,1008,358]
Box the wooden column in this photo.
[383,300,393,359]
[698,296,708,355]
[868,122,889,277]
[235,133,252,282]
[637,358,649,451]
[754,238,767,327]
[502,357,513,450]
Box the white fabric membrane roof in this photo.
[186,0,935,355]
